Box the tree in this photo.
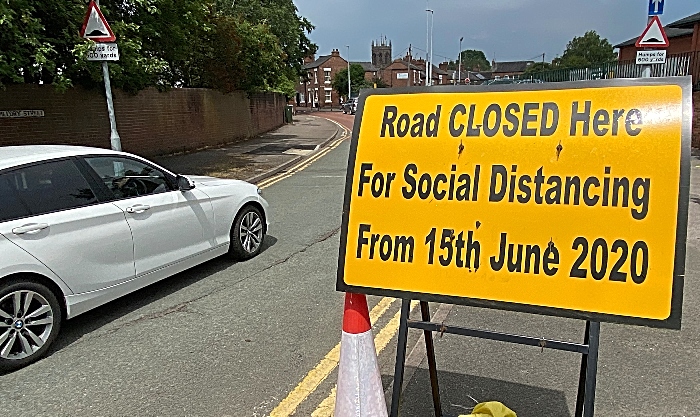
[446,50,491,71]
[559,30,616,68]
[332,63,370,98]
[214,0,317,80]
[0,0,317,95]
[524,62,552,74]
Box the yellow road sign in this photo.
[337,78,691,329]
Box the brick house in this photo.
[380,54,450,88]
[613,11,699,87]
[352,62,380,82]
[296,49,347,108]
[491,61,535,78]
[615,25,696,61]
[381,59,425,88]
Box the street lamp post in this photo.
[458,37,463,85]
[346,45,351,100]
[426,9,434,86]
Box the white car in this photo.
[0,145,269,371]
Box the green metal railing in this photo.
[516,52,699,89]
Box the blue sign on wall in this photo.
[649,0,664,16]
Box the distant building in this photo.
[297,49,347,108]
[372,37,392,69]
[615,11,700,61]
[351,62,380,82]
[491,60,535,78]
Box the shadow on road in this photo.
[385,368,571,417]
[48,235,279,357]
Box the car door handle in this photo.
[126,204,151,214]
[12,223,49,235]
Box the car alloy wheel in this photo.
[239,210,263,254]
[0,286,58,369]
[229,205,266,260]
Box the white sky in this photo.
[293,0,698,64]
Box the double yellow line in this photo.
[258,118,350,189]
[261,116,406,416]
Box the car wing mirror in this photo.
[176,175,195,191]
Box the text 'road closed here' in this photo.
[337,78,691,329]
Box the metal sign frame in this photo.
[336,77,691,330]
[389,300,601,417]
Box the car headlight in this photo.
[257,187,263,196]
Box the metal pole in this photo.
[407,45,411,87]
[458,37,463,85]
[582,321,601,417]
[642,16,653,77]
[390,299,411,417]
[420,301,442,417]
[425,10,430,86]
[101,61,122,151]
[346,45,351,100]
[574,321,591,417]
[94,0,121,151]
[429,10,434,85]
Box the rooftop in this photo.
[493,61,535,74]
[667,11,700,29]
[614,27,694,48]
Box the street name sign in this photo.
[87,43,119,61]
[636,16,669,48]
[636,50,666,64]
[337,78,691,329]
[79,0,116,42]
[648,0,664,16]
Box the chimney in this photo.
[331,48,340,57]
[304,54,315,64]
[439,62,448,71]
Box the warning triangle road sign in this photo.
[79,0,116,42]
[636,16,669,48]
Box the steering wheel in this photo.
[117,178,149,197]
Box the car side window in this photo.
[0,159,98,221]
[84,156,173,199]
[0,174,32,222]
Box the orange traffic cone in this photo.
[334,292,389,417]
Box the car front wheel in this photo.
[229,205,266,260]
[0,280,62,372]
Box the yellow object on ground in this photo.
[459,401,517,417]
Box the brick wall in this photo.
[0,85,285,157]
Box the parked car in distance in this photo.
[485,78,518,85]
[341,97,358,114]
[517,78,545,84]
[0,145,270,371]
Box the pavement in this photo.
[152,112,342,183]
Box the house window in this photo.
[324,88,332,103]
[314,69,318,84]
[324,68,331,83]
[300,92,305,103]
[300,77,304,85]
[439,75,443,84]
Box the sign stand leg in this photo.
[390,299,411,417]
[574,321,601,417]
[420,301,442,417]
[582,321,600,417]
[574,321,591,417]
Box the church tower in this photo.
[371,36,392,69]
